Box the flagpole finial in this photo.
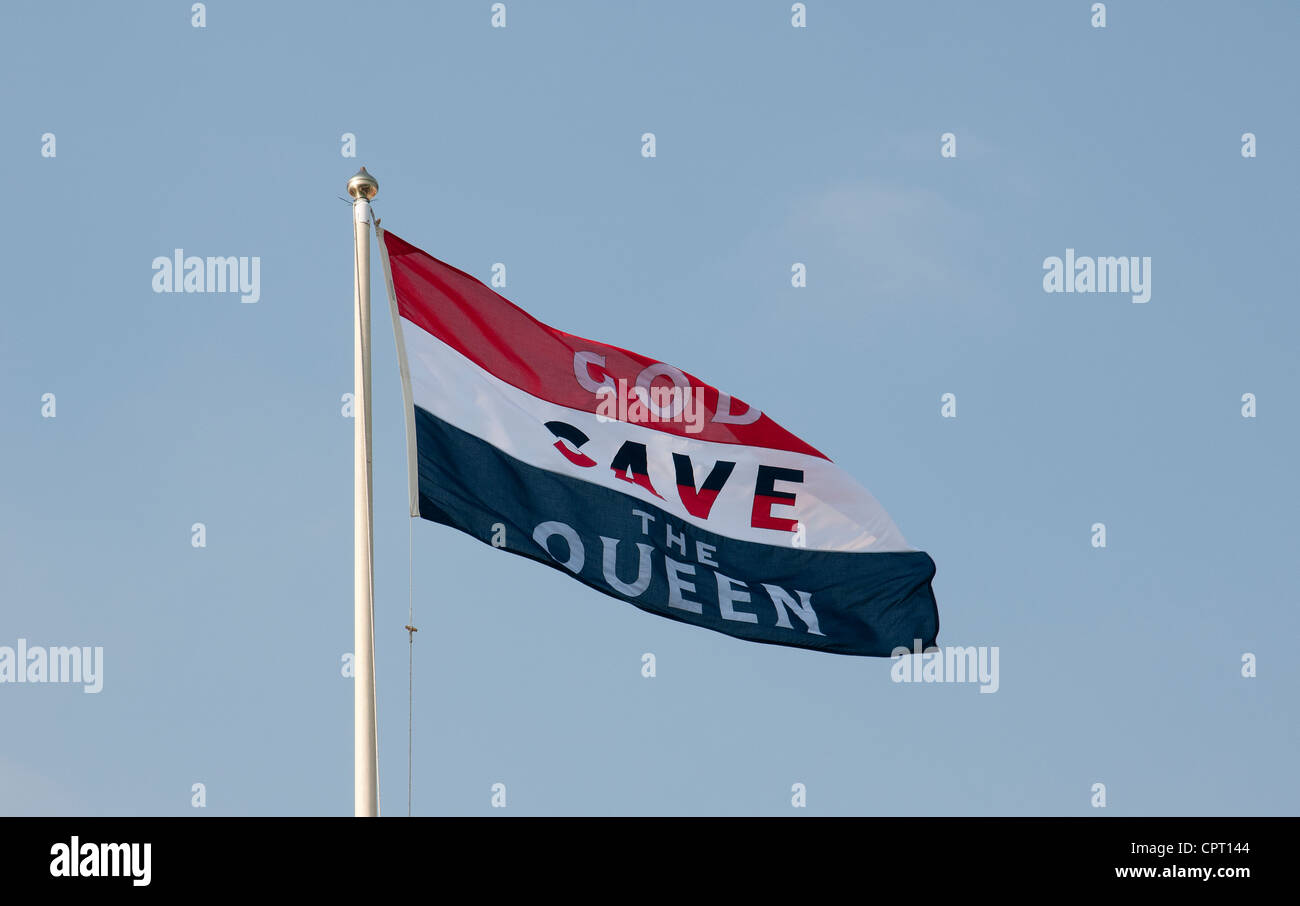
[348,166,379,201]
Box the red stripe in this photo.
[677,484,724,520]
[382,230,828,459]
[751,494,800,532]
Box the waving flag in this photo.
[378,229,938,656]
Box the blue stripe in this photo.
[414,405,938,656]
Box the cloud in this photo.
[786,180,975,302]
[0,756,79,816]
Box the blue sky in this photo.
[1,1,1296,816]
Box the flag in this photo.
[378,229,938,656]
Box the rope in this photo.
[405,516,417,816]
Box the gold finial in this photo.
[347,166,378,201]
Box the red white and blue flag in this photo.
[378,229,938,656]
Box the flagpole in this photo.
[348,166,380,817]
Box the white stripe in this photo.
[400,315,912,552]
[376,228,419,517]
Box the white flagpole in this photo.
[348,166,380,817]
